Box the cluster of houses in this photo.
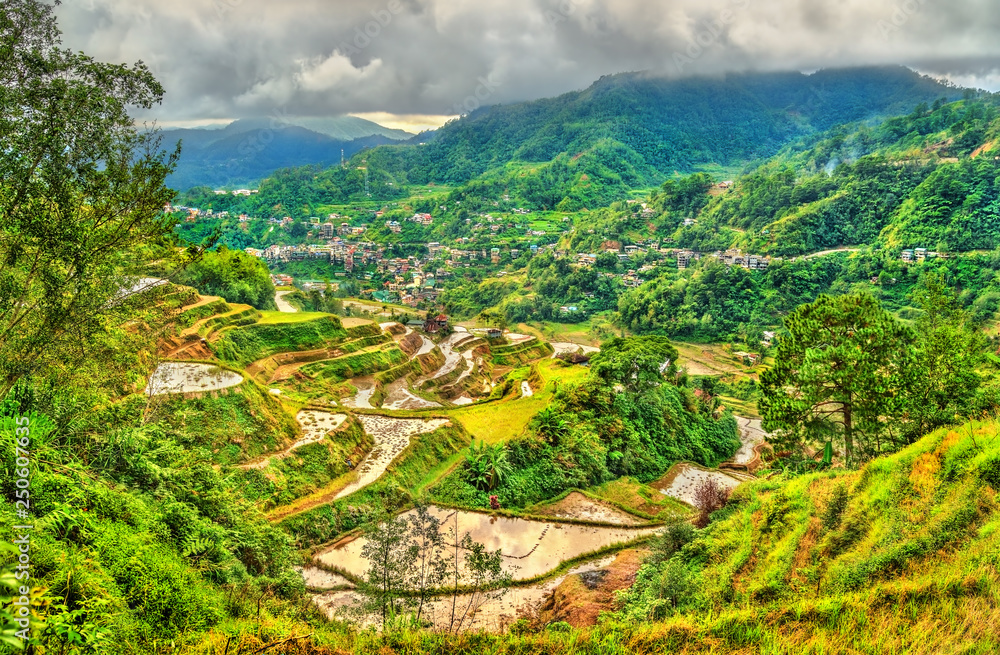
[318,222,368,238]
[250,241,384,274]
[167,204,252,223]
[900,248,944,262]
[675,249,772,271]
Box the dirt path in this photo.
[180,294,222,311]
[801,247,861,260]
[275,290,298,313]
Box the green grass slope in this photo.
[611,418,1000,654]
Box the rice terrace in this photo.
[4,0,1000,653]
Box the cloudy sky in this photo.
[56,0,1000,132]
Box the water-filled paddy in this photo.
[334,416,450,499]
[315,506,657,581]
[145,363,243,395]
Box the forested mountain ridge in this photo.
[175,66,959,213]
[359,66,958,186]
[630,94,1000,257]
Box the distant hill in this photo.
[172,66,966,211]
[163,116,412,190]
[360,66,960,187]
[222,115,412,141]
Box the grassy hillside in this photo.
[610,418,1000,653]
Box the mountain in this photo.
[360,66,960,187]
[162,116,412,190]
[222,115,412,141]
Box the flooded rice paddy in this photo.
[654,463,746,505]
[534,492,644,526]
[145,362,243,395]
[312,554,617,632]
[334,416,450,499]
[315,506,657,581]
[341,378,375,409]
[732,416,769,465]
[549,342,600,358]
[242,410,347,470]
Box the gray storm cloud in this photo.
[54,0,1000,125]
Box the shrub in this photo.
[693,478,732,528]
[649,522,696,565]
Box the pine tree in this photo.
[760,294,914,465]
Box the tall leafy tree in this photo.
[589,335,678,392]
[905,272,988,439]
[760,294,914,465]
[0,0,178,394]
[405,505,448,624]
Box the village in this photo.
[168,198,780,312]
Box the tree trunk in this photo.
[843,400,853,466]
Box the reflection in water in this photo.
[314,505,658,581]
[145,362,243,395]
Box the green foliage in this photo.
[211,315,347,366]
[760,294,915,464]
[173,246,277,309]
[0,391,302,653]
[355,515,414,628]
[531,407,569,444]
[235,417,373,509]
[0,0,177,395]
[149,381,299,463]
[301,346,408,381]
[903,272,989,439]
[434,336,739,510]
[621,418,1000,631]
[762,290,993,465]
[590,336,678,392]
[822,483,849,531]
[278,423,470,547]
[464,442,513,491]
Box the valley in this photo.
[6,6,1000,650]
[139,287,757,631]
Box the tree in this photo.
[760,294,914,465]
[449,534,510,632]
[0,0,178,395]
[532,406,569,443]
[405,505,448,624]
[905,272,988,440]
[174,246,277,309]
[355,515,414,628]
[589,336,678,393]
[476,309,507,333]
[465,441,513,491]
